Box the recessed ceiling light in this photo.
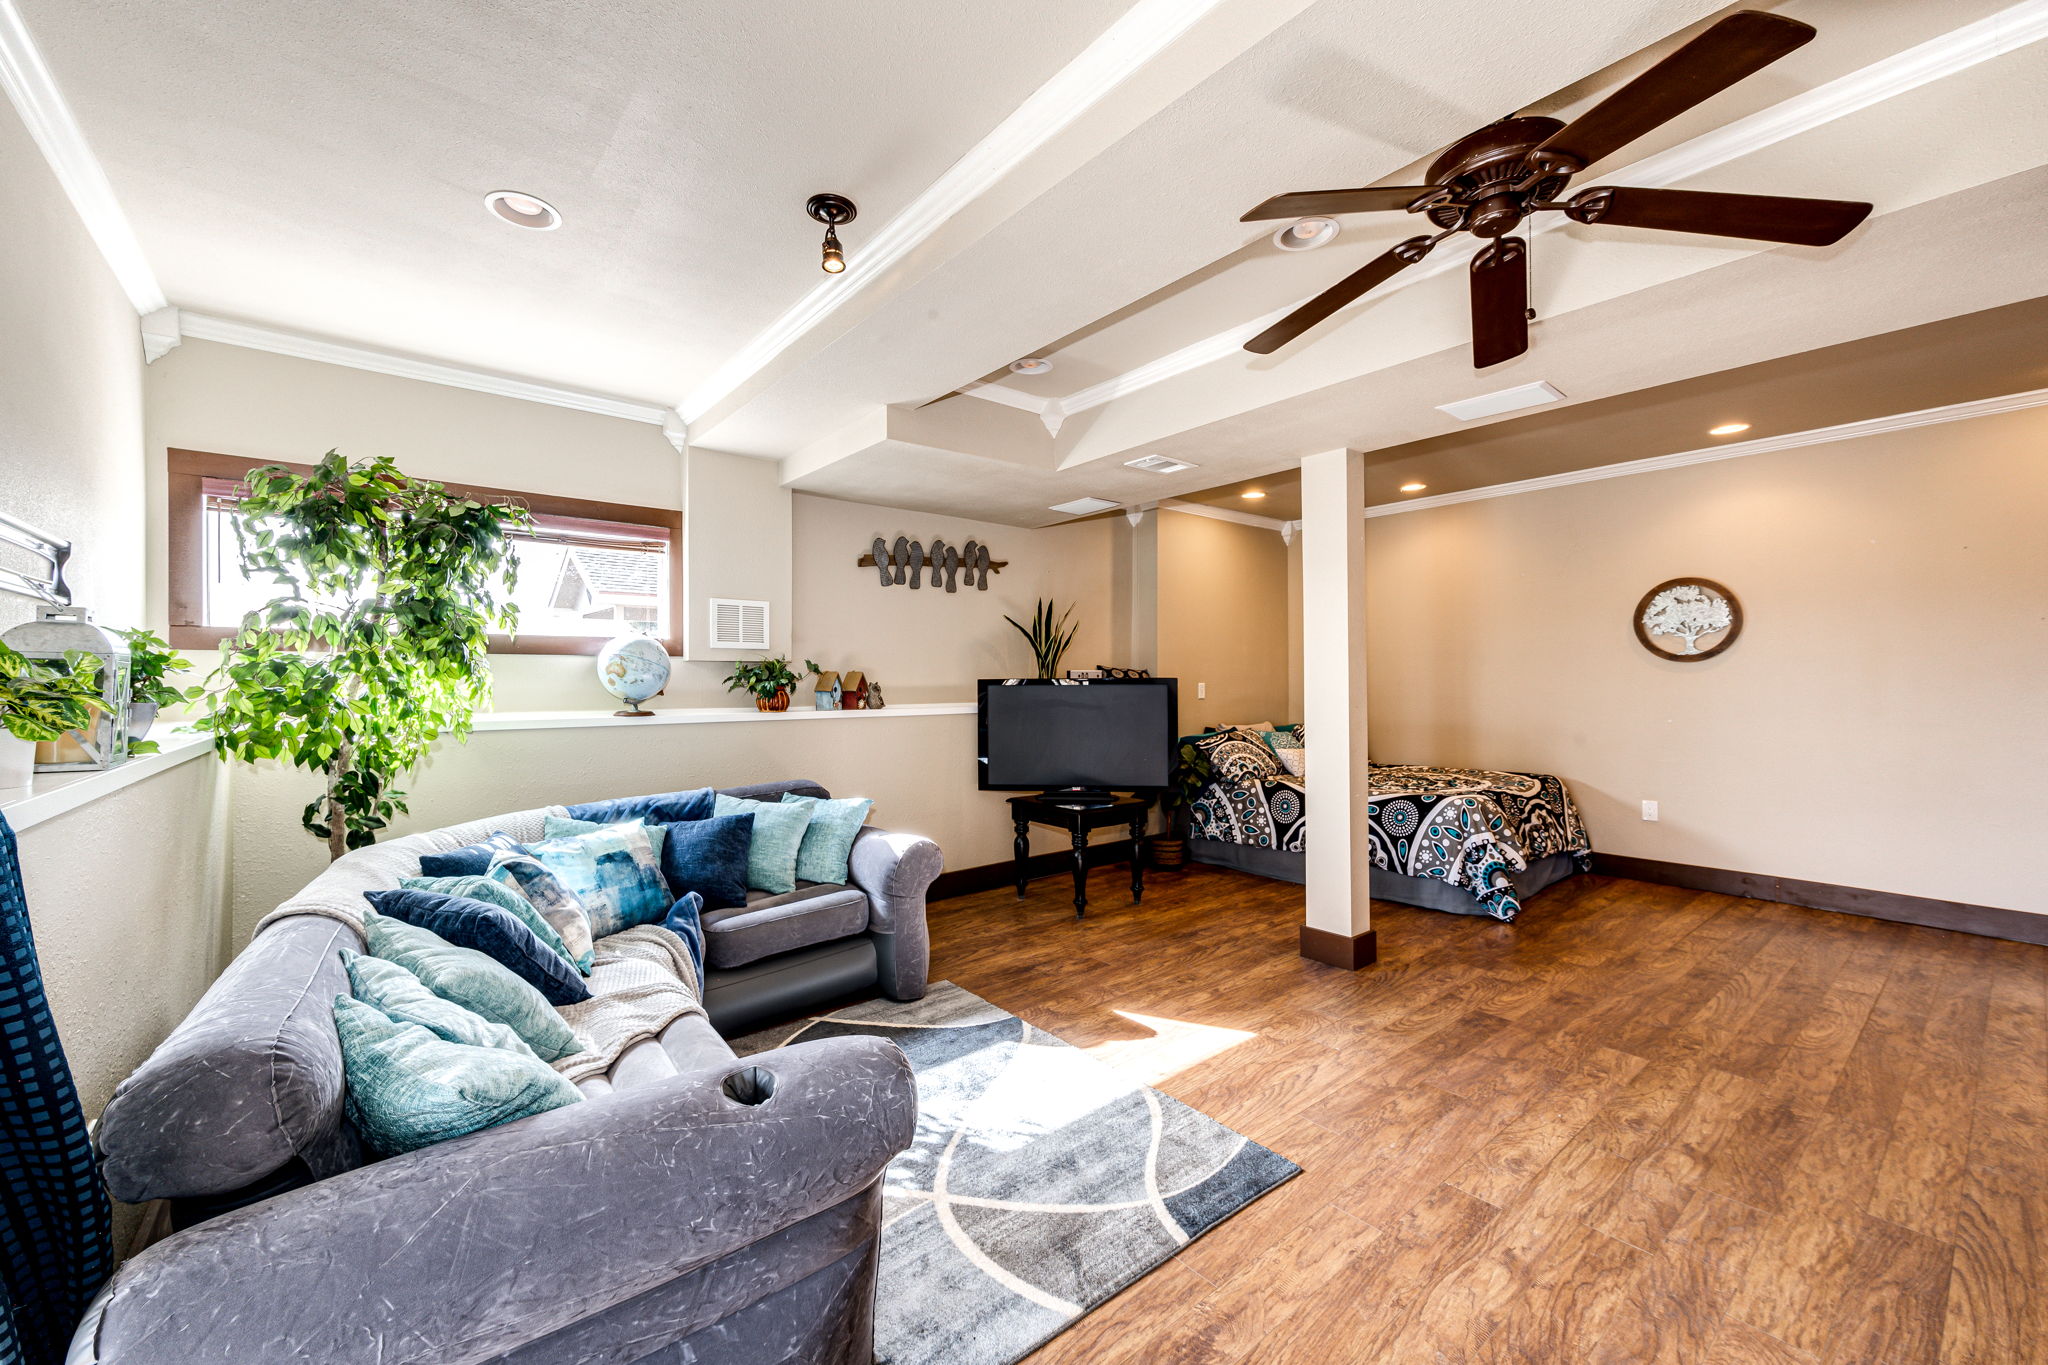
[1009,357,1054,376]
[1272,216,1340,252]
[485,190,561,230]
[1400,481,1428,493]
[1708,422,1752,436]
[1048,496,1121,517]
[1124,454,1198,475]
[1241,490,1266,500]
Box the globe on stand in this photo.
[596,634,671,717]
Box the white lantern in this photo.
[0,606,132,771]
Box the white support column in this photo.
[1298,448,1375,968]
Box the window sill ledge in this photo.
[1,732,214,835]
[471,702,976,732]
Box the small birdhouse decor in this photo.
[813,671,842,710]
[0,605,133,771]
[1634,578,1742,662]
[840,671,868,710]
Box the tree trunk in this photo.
[326,743,351,862]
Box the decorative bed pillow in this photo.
[779,794,873,885]
[487,855,597,971]
[417,831,522,879]
[363,909,583,1063]
[333,995,580,1156]
[519,823,671,940]
[340,949,534,1056]
[656,813,753,909]
[402,874,581,973]
[712,794,811,895]
[364,889,590,1007]
[1267,728,1306,779]
[562,786,716,825]
[1192,727,1284,784]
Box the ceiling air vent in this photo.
[1124,454,1199,474]
[709,598,770,650]
[1436,381,1564,422]
[1048,497,1122,517]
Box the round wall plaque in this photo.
[1634,578,1741,662]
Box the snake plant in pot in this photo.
[0,642,104,791]
[1004,599,1079,680]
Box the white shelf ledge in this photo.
[1,731,213,834]
[472,701,977,732]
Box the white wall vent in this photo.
[708,598,770,650]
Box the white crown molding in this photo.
[139,306,182,363]
[677,0,1234,429]
[1159,497,1290,533]
[1045,0,2048,422]
[1365,385,2048,519]
[178,313,679,427]
[0,0,165,313]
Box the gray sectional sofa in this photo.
[72,780,940,1365]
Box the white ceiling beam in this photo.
[0,0,165,313]
[1158,497,1290,533]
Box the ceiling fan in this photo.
[1239,10,1873,367]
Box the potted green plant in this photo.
[117,627,198,755]
[195,451,530,859]
[723,658,815,712]
[1148,740,1212,869]
[0,642,104,791]
[1004,599,1078,679]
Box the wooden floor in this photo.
[924,864,2048,1364]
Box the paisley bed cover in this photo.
[1188,763,1592,920]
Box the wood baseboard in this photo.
[1299,925,1378,970]
[1592,853,2048,946]
[931,839,1140,902]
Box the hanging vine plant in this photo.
[195,451,530,858]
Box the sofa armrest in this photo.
[847,827,939,1001]
[74,1036,914,1365]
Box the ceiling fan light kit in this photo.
[1240,11,1872,368]
[806,193,857,274]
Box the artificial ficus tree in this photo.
[197,451,530,859]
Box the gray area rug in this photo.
[731,982,1299,1365]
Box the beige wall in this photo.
[1157,510,1293,732]
[1364,405,2048,917]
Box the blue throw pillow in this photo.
[662,892,706,991]
[365,889,591,1007]
[656,812,753,909]
[418,831,522,879]
[520,824,672,940]
[563,786,716,825]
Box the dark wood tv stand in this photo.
[1008,793,1151,919]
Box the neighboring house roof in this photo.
[550,546,663,611]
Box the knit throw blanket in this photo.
[251,806,706,1086]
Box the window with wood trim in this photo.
[167,449,682,656]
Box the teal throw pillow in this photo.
[542,814,669,862]
[521,823,671,940]
[712,794,811,894]
[363,909,584,1063]
[402,873,582,974]
[333,995,581,1156]
[340,949,534,1057]
[779,794,873,885]
[487,855,597,971]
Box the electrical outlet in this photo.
[1641,800,1660,822]
[1197,682,1206,699]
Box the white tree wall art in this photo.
[1633,579,1742,661]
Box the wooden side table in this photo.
[1007,794,1152,919]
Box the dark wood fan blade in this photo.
[1240,187,1438,222]
[1532,11,1814,174]
[1469,237,1528,370]
[1565,186,1871,246]
[1243,237,1433,354]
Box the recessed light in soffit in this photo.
[1049,496,1122,516]
[1124,454,1198,474]
[1010,357,1054,376]
[1708,422,1752,436]
[1272,216,1340,251]
[484,191,561,230]
[1436,381,1565,422]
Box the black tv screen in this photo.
[978,678,1178,791]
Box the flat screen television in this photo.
[977,678,1178,797]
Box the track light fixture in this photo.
[806,193,857,274]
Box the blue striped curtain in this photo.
[0,811,112,1365]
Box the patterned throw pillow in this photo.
[340,949,534,1057]
[518,823,672,940]
[333,995,581,1156]
[779,794,873,885]
[1193,727,1284,785]
[487,856,597,971]
[1267,728,1306,779]
[541,814,669,861]
[418,831,522,879]
[711,794,812,895]
[363,909,583,1062]
[402,874,582,974]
